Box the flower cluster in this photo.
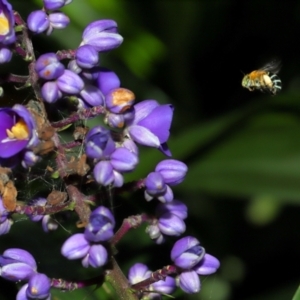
[0,0,220,299]
[0,248,51,299]
[61,206,114,268]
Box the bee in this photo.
[241,59,282,95]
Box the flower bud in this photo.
[81,19,123,52]
[26,273,51,299]
[151,275,176,295]
[128,263,151,285]
[93,161,114,186]
[84,126,112,159]
[171,236,205,269]
[41,81,62,103]
[57,70,84,94]
[27,10,50,33]
[43,0,70,10]
[105,112,125,128]
[0,47,12,63]
[155,159,188,185]
[49,12,70,29]
[178,270,200,294]
[83,244,108,268]
[158,213,186,236]
[35,53,65,80]
[80,84,104,106]
[110,147,138,172]
[145,172,166,196]
[84,206,115,242]
[76,45,99,69]
[0,218,12,235]
[156,200,188,220]
[194,253,220,275]
[97,68,120,95]
[61,233,90,259]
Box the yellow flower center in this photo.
[6,119,30,140]
[0,12,9,35]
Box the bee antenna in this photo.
[240,70,245,75]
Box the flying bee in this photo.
[241,59,282,95]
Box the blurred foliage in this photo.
[2,0,300,299]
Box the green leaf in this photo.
[292,286,300,300]
[182,109,300,204]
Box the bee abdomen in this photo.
[270,73,282,89]
[269,73,282,94]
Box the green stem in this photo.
[105,257,139,300]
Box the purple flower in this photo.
[144,160,186,202]
[178,270,200,294]
[177,253,220,294]
[156,200,188,220]
[35,53,65,80]
[93,160,115,186]
[43,0,72,10]
[21,150,41,168]
[84,126,114,159]
[79,84,104,107]
[155,159,188,185]
[81,19,123,52]
[105,88,135,114]
[61,233,90,259]
[151,275,176,295]
[128,263,151,285]
[76,45,99,69]
[105,112,125,128]
[57,69,84,94]
[84,206,115,242]
[171,236,205,269]
[144,172,166,196]
[81,66,101,81]
[0,0,16,45]
[27,10,50,34]
[97,67,120,95]
[82,244,108,268]
[110,147,138,172]
[0,218,11,235]
[0,46,12,63]
[0,105,38,158]
[26,273,51,299]
[126,100,173,155]
[193,253,220,275]
[0,248,37,281]
[16,283,29,300]
[92,146,138,187]
[158,212,186,236]
[41,81,62,103]
[2,248,37,269]
[49,12,70,29]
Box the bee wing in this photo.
[259,59,282,74]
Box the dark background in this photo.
[1,0,300,299]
